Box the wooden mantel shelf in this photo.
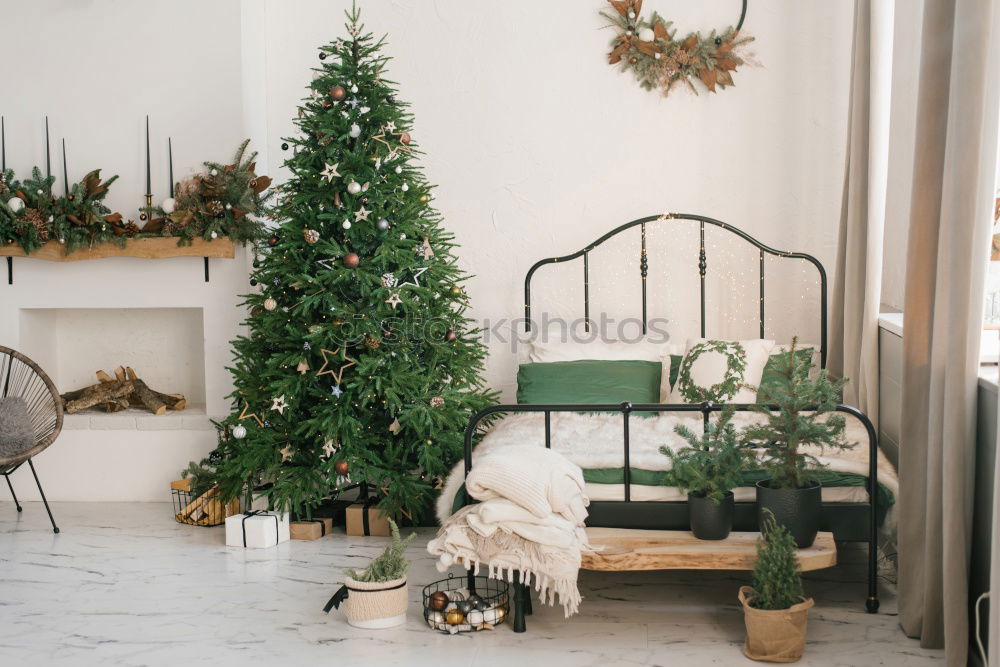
[581,528,837,572]
[0,237,235,262]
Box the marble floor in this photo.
[0,502,942,667]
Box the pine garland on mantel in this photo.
[0,140,271,256]
[602,0,754,96]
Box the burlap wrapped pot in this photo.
[341,576,408,629]
[739,586,814,662]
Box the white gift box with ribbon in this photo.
[225,510,290,548]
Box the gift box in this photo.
[345,501,391,536]
[290,517,334,541]
[225,511,290,548]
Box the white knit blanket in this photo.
[427,447,590,617]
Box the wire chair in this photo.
[0,346,62,533]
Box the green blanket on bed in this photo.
[450,468,894,515]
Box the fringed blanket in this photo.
[428,446,590,617]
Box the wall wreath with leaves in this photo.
[602,0,754,96]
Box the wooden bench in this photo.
[581,528,838,571]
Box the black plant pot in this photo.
[688,491,734,540]
[755,480,822,548]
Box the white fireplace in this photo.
[0,251,250,501]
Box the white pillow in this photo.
[665,338,775,404]
[527,338,682,363]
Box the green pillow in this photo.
[756,348,815,403]
[517,360,662,412]
[668,354,683,390]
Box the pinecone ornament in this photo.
[364,335,381,350]
[123,221,141,237]
[21,208,49,241]
[206,200,225,217]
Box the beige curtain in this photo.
[829,0,891,424]
[898,0,1000,664]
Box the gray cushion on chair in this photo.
[0,397,35,458]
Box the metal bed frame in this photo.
[461,213,882,633]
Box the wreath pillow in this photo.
[666,338,774,404]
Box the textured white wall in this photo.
[258,0,854,399]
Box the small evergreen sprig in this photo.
[662,407,755,504]
[750,510,804,610]
[744,338,851,490]
[346,518,416,583]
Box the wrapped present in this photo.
[312,498,353,524]
[225,510,290,548]
[346,499,391,536]
[290,517,334,541]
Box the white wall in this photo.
[258,0,854,398]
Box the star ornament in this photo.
[400,267,429,288]
[280,444,294,462]
[322,438,338,457]
[354,205,371,222]
[385,291,403,308]
[315,348,357,384]
[416,237,435,260]
[321,162,340,182]
[238,400,264,428]
[330,384,344,399]
[271,394,289,414]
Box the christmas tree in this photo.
[212,6,495,521]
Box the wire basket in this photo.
[171,481,239,526]
[422,574,509,634]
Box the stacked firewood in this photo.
[60,366,186,415]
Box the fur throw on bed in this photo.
[427,448,590,617]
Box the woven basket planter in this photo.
[739,586,814,662]
[341,576,408,629]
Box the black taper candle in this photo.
[145,115,152,197]
[45,116,51,180]
[1,116,5,173]
[168,137,174,198]
[62,139,69,197]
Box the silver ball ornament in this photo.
[6,197,24,213]
[210,231,219,239]
[161,198,176,214]
[263,297,278,311]
[401,183,409,192]
[210,168,219,176]
[395,166,402,174]
[342,220,352,229]
[347,181,362,195]
[377,218,390,231]
[349,124,361,138]
[232,424,247,439]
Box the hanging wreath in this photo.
[601,0,754,96]
[676,340,748,403]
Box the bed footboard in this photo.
[461,401,882,630]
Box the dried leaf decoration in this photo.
[103,213,123,225]
[83,169,107,197]
[251,175,272,194]
[601,1,755,97]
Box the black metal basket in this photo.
[422,574,509,633]
[171,486,237,526]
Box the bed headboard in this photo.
[523,213,829,368]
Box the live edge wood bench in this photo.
[508,529,837,633]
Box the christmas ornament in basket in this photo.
[422,573,509,634]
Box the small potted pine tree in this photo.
[323,518,416,628]
[739,510,814,662]
[663,407,756,540]
[744,339,851,548]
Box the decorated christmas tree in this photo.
[212,6,495,521]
